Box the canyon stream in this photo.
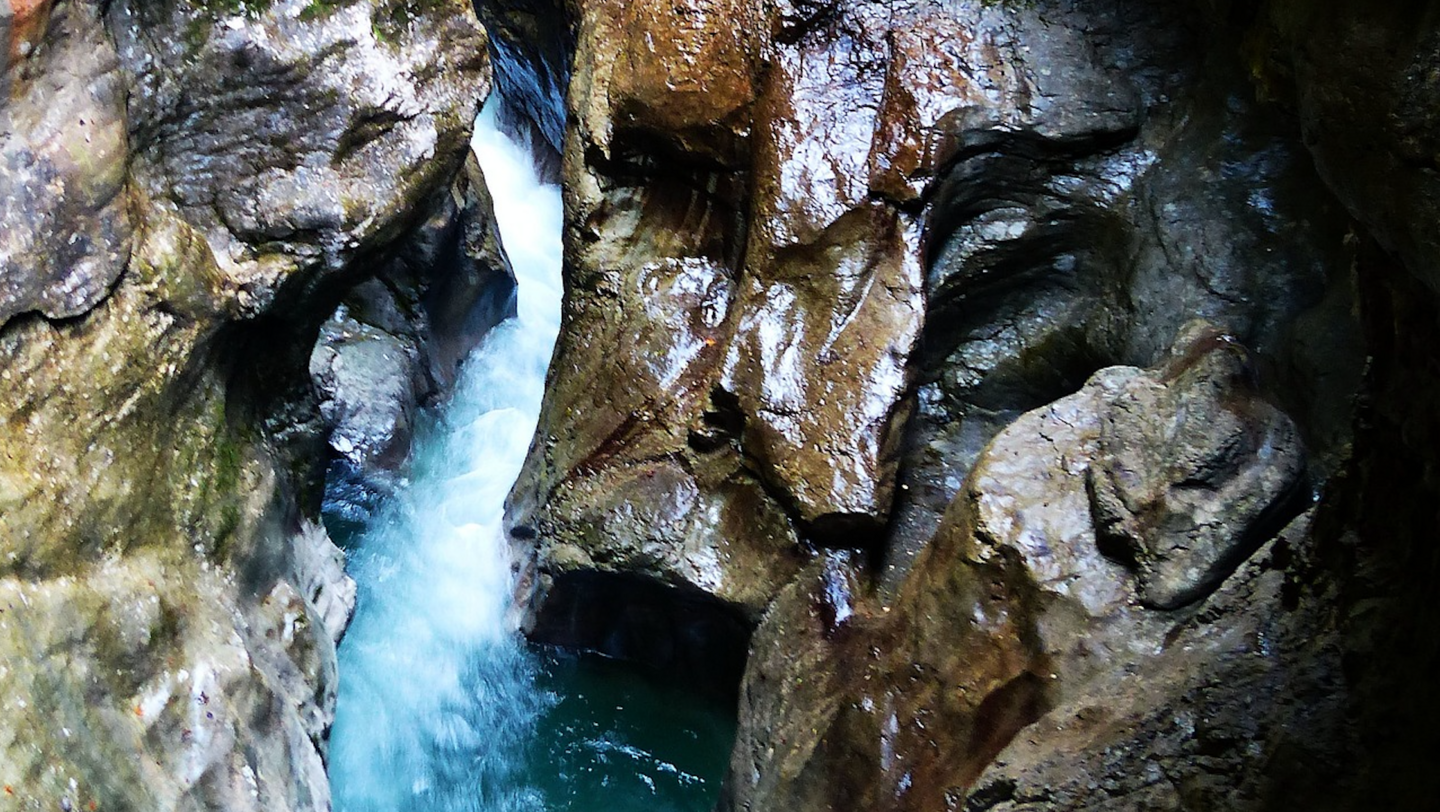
[325,101,734,811]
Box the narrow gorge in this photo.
[1,1,1437,811]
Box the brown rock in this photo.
[723,327,1313,811]
[1088,322,1307,609]
[573,0,761,167]
[721,203,923,538]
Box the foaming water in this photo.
[327,98,735,812]
[328,99,563,812]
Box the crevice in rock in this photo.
[526,570,754,702]
[472,0,576,154]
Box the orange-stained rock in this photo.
[581,0,762,166]
[5,0,53,67]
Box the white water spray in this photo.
[328,99,563,812]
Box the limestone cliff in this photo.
[0,1,494,808]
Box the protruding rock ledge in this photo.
[722,325,1319,811]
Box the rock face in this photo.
[488,0,1358,699]
[723,328,1326,811]
[1252,2,1440,806]
[313,153,516,519]
[472,0,573,152]
[0,1,489,809]
[0,0,129,324]
[476,0,1439,807]
[4,0,1433,808]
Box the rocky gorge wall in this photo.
[484,0,1440,809]
[2,0,1437,810]
[0,1,510,808]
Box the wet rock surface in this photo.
[472,0,574,153]
[1087,323,1307,609]
[313,153,516,515]
[0,1,489,809]
[2,0,1436,808]
[492,0,1359,682]
[723,329,1323,811]
[478,0,1434,808]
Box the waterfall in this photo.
[327,95,733,812]
[327,98,563,812]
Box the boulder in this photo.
[1088,322,1307,609]
[722,326,1321,811]
[312,153,517,516]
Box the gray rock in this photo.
[108,0,488,314]
[966,513,1353,812]
[0,2,489,809]
[290,520,357,649]
[1088,322,1307,609]
[0,2,9,93]
[311,302,419,475]
[889,0,1357,590]
[311,151,517,510]
[0,1,131,325]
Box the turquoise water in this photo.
[523,651,736,812]
[325,100,733,811]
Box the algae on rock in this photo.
[0,1,491,808]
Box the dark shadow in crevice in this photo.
[527,570,754,704]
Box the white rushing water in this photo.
[328,99,564,812]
